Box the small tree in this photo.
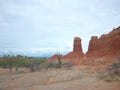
[14,56,27,71]
[2,55,15,72]
[57,53,62,68]
[26,59,46,72]
[2,55,27,72]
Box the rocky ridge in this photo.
[49,26,120,65]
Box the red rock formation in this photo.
[48,54,63,61]
[48,54,58,61]
[86,26,120,65]
[87,27,120,57]
[62,37,85,65]
[48,26,120,66]
[73,37,83,52]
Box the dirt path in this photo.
[37,77,119,90]
[0,67,119,90]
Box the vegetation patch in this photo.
[99,57,120,82]
[0,55,47,72]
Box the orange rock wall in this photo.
[86,27,120,58]
[48,26,120,65]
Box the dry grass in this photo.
[0,66,120,90]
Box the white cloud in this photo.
[0,0,120,57]
[0,47,71,57]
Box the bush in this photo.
[107,57,120,75]
[46,60,73,70]
[25,58,47,72]
[0,55,47,72]
[57,53,62,68]
[1,55,17,72]
[100,57,120,82]
[29,63,41,72]
[46,61,58,69]
[62,62,73,69]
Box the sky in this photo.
[0,0,120,57]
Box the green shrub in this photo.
[25,58,47,72]
[0,55,47,72]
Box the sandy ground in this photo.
[0,66,119,90]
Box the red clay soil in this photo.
[0,67,119,90]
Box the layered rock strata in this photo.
[48,26,120,65]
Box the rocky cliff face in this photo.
[85,27,120,65]
[48,37,84,64]
[62,37,85,65]
[48,54,58,61]
[73,37,83,52]
[48,26,120,65]
[86,26,120,58]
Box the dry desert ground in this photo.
[0,66,119,90]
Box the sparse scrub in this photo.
[0,55,47,72]
[46,60,73,70]
[62,62,73,69]
[99,57,120,82]
[46,61,59,69]
[26,59,46,72]
[0,55,29,72]
[57,53,62,68]
[108,57,120,75]
[46,53,62,70]
[1,55,20,72]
